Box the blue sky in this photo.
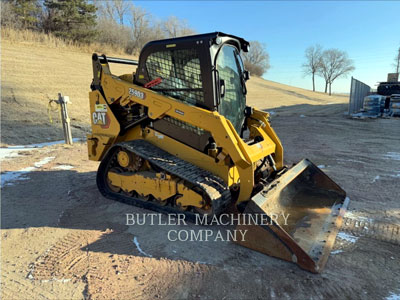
[135,1,399,93]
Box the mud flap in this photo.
[235,159,349,273]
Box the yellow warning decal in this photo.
[95,104,107,112]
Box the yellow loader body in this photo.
[87,32,348,273]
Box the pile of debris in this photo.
[351,94,400,119]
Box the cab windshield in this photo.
[216,45,246,133]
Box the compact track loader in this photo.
[87,32,349,273]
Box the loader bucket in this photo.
[235,159,349,273]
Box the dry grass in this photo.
[1,34,349,146]
[1,36,138,146]
[1,27,127,56]
[246,76,348,116]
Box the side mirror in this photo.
[220,79,225,98]
[243,70,250,81]
[244,106,253,117]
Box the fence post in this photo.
[58,93,73,145]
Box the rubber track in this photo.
[97,140,231,220]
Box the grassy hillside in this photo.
[1,39,348,146]
[1,40,136,146]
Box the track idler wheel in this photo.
[117,150,143,171]
[117,150,131,168]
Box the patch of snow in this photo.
[196,261,210,265]
[270,288,276,298]
[133,237,152,257]
[0,148,25,160]
[0,138,81,160]
[389,172,400,178]
[7,138,81,149]
[331,250,343,255]
[386,290,400,300]
[57,210,65,225]
[317,165,326,169]
[1,157,55,187]
[300,114,306,118]
[336,158,365,164]
[337,232,359,244]
[34,156,55,168]
[344,211,374,224]
[40,278,71,283]
[384,152,400,161]
[372,175,380,183]
[1,167,35,187]
[370,172,400,181]
[53,165,74,170]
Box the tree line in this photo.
[302,45,355,95]
[1,0,195,53]
[1,0,271,77]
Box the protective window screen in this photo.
[145,49,204,105]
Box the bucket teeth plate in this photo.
[235,159,349,273]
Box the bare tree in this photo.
[94,1,153,54]
[93,1,129,50]
[128,5,151,54]
[318,49,355,95]
[93,2,197,55]
[113,0,130,25]
[302,45,322,92]
[96,1,114,21]
[242,41,270,77]
[162,16,195,38]
[95,0,131,25]
[95,17,131,50]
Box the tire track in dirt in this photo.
[328,238,400,299]
[2,272,56,300]
[341,217,400,245]
[27,210,215,300]
[28,233,216,299]
[29,231,105,282]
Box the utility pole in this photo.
[396,47,400,75]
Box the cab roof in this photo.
[144,32,250,53]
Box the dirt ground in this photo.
[2,104,400,299]
[1,40,400,299]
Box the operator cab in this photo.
[134,32,250,134]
